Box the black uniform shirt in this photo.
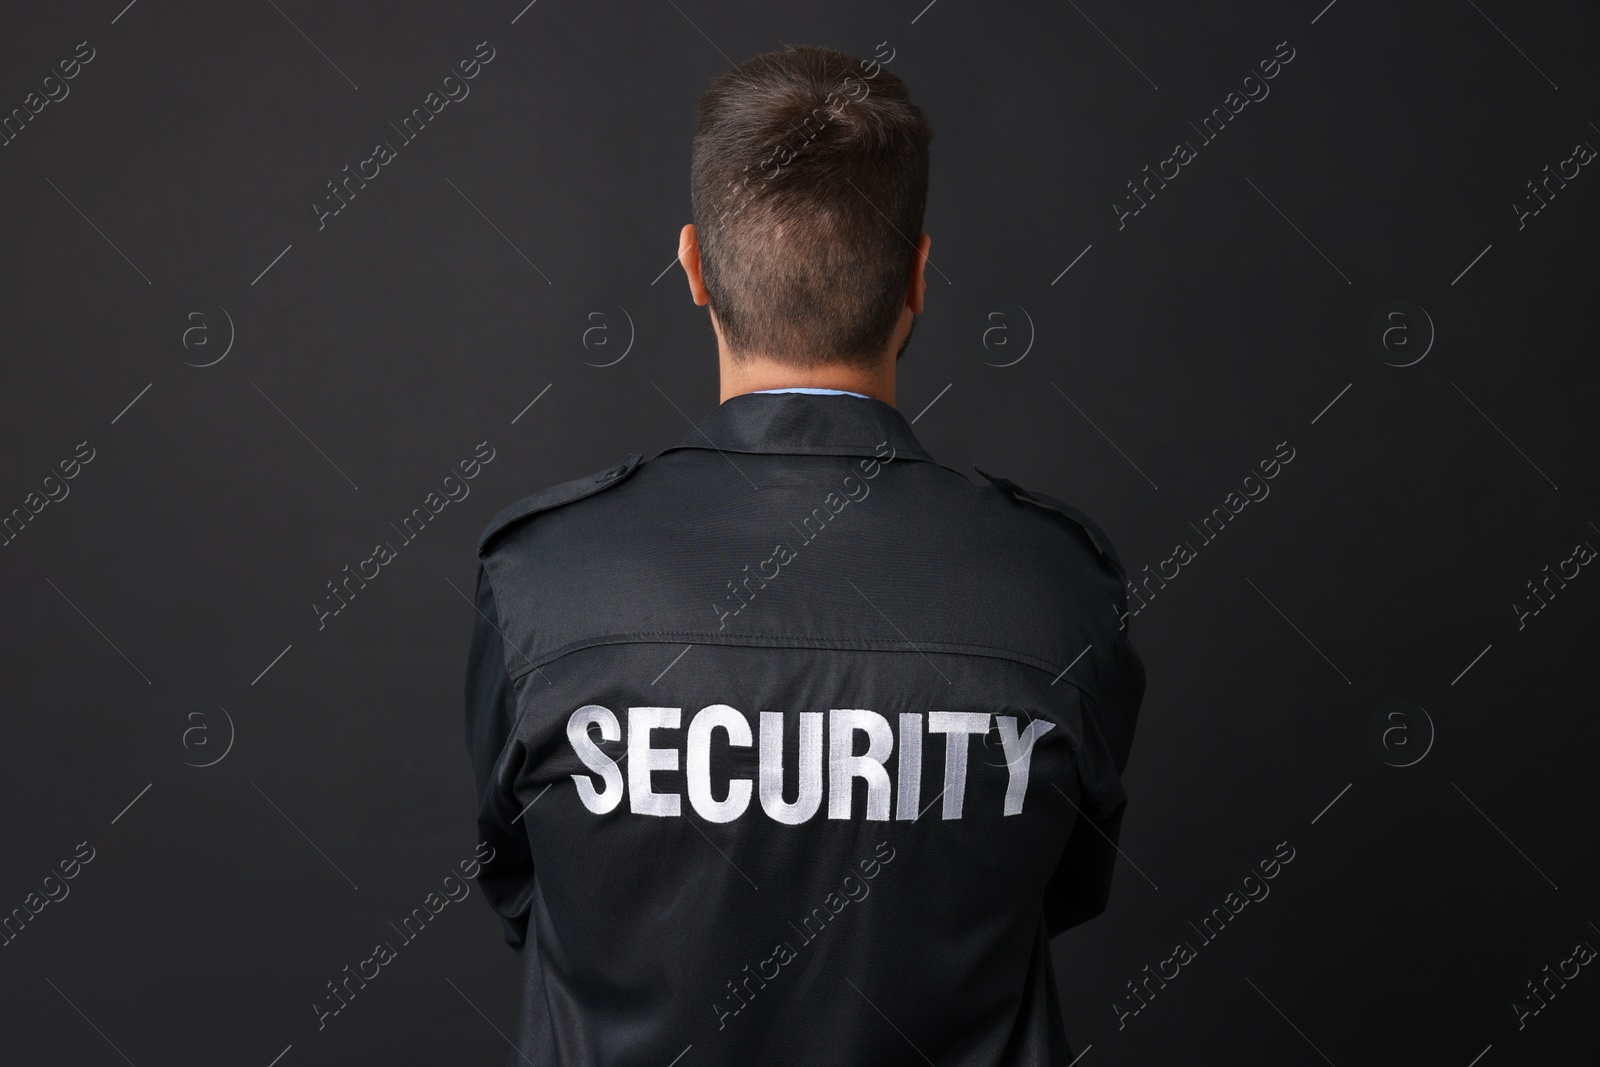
[465,390,1145,1066]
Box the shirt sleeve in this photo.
[1043,620,1146,937]
[463,561,537,952]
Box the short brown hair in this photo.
[690,45,932,369]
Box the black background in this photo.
[2,0,1596,1064]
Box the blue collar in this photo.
[750,387,873,399]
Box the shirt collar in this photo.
[750,386,873,399]
[658,390,934,462]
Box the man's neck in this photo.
[718,353,894,405]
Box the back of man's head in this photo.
[690,45,932,369]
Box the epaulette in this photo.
[477,453,642,556]
[972,464,1127,579]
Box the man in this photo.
[465,45,1144,1066]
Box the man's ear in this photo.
[679,223,710,307]
[907,233,931,315]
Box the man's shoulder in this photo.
[970,464,1130,584]
[476,453,643,557]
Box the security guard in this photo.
[465,45,1144,1066]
